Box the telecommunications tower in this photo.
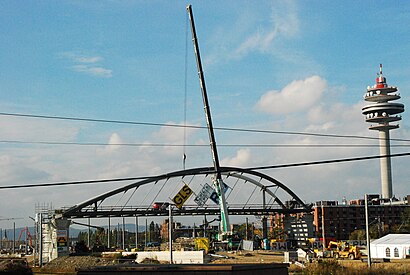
[362,64,404,199]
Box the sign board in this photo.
[194,183,213,206]
[57,230,68,248]
[210,181,229,205]
[172,184,193,209]
[57,229,67,236]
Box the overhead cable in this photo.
[1,111,410,142]
[1,152,409,190]
[0,176,154,190]
[245,152,410,171]
[0,140,409,148]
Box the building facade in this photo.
[313,195,410,241]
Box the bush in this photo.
[292,259,410,275]
[302,259,343,275]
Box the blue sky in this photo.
[1,0,410,229]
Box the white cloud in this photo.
[233,0,299,58]
[59,51,112,78]
[255,75,327,114]
[59,52,102,63]
[74,56,103,63]
[72,65,113,78]
[0,116,80,141]
[202,0,301,67]
[97,133,122,154]
[221,149,252,167]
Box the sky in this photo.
[1,0,410,230]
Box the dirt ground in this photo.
[31,251,410,274]
[212,252,410,275]
[33,255,115,274]
[210,250,284,264]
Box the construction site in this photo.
[1,2,410,275]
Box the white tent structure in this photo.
[370,234,410,259]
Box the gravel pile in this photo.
[39,255,114,273]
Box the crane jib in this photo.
[186,5,231,239]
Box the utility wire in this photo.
[245,152,410,171]
[0,176,154,190]
[2,111,410,142]
[1,152,409,190]
[0,140,409,148]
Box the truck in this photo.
[316,241,362,260]
[152,202,169,210]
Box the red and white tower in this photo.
[362,64,404,199]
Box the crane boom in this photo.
[186,5,231,239]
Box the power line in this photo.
[245,152,410,171]
[1,152,409,190]
[1,139,410,148]
[0,176,155,190]
[2,111,410,142]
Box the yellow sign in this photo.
[172,184,193,208]
[195,237,209,253]
[57,236,67,243]
[57,236,68,247]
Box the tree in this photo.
[368,224,379,239]
[349,229,366,240]
[392,207,410,233]
[235,223,250,240]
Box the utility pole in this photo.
[107,216,111,249]
[135,216,139,250]
[87,218,91,248]
[122,217,125,250]
[245,217,249,240]
[203,216,206,238]
[13,222,15,254]
[145,219,147,247]
[365,194,372,268]
[39,213,43,267]
[321,204,326,251]
[262,189,268,242]
[169,206,173,264]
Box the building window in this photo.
[394,247,399,257]
[386,247,391,258]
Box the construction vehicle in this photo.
[16,228,33,254]
[316,241,362,260]
[152,202,169,210]
[186,5,231,241]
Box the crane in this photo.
[17,227,33,250]
[186,5,231,241]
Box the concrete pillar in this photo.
[108,217,111,249]
[135,216,139,250]
[52,218,71,257]
[379,130,393,199]
[262,189,268,240]
[87,218,91,248]
[122,217,125,250]
[39,218,71,264]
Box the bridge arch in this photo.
[62,166,311,219]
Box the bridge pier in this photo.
[39,217,70,264]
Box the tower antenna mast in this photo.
[362,64,404,199]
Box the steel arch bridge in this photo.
[61,166,312,219]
